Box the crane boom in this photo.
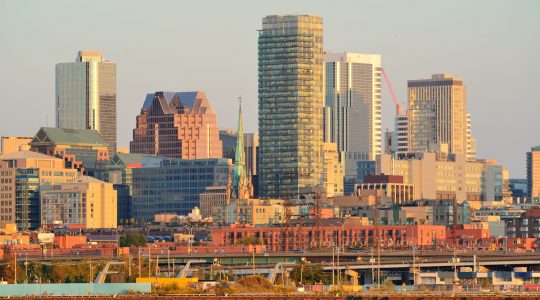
[381,68,404,115]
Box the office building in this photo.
[324,52,382,181]
[408,74,475,159]
[527,145,540,199]
[258,15,324,198]
[41,176,117,229]
[130,91,222,159]
[0,151,78,230]
[322,142,344,197]
[393,107,409,156]
[56,51,116,155]
[131,158,230,221]
[378,152,509,205]
[30,127,109,176]
[466,113,477,161]
[1,137,32,154]
[356,174,414,206]
[199,185,228,219]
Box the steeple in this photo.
[231,98,253,200]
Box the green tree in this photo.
[120,233,147,247]
[289,262,330,285]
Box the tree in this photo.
[289,262,330,285]
[120,233,147,247]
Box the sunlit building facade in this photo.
[527,146,540,199]
[258,15,324,198]
[56,51,116,155]
[408,74,475,159]
[130,91,222,160]
[324,52,382,179]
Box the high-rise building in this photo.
[130,91,222,159]
[324,52,382,181]
[527,145,540,199]
[258,15,324,198]
[56,51,116,155]
[393,107,409,156]
[466,113,477,161]
[407,74,474,159]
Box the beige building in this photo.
[213,198,285,226]
[408,74,475,160]
[528,146,540,199]
[322,143,344,197]
[41,176,117,229]
[1,137,32,154]
[0,151,78,229]
[377,151,509,206]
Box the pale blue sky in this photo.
[0,0,538,177]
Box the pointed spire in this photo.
[231,97,252,200]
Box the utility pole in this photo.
[148,246,151,277]
[14,253,17,284]
[412,247,416,286]
[332,245,335,287]
[138,249,141,278]
[252,248,255,276]
[370,248,375,285]
[167,250,170,277]
[128,252,131,277]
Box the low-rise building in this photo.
[1,136,32,154]
[213,198,285,226]
[212,222,447,251]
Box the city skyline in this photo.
[1,1,539,177]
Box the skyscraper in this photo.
[56,51,117,155]
[408,74,474,159]
[527,146,540,199]
[130,91,222,159]
[258,15,324,198]
[324,52,382,180]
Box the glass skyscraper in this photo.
[56,51,117,155]
[258,15,324,199]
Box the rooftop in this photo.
[32,127,107,147]
[0,150,59,161]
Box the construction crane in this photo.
[381,67,406,116]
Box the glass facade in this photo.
[407,74,468,156]
[258,15,324,198]
[131,158,230,221]
[56,52,117,155]
[15,168,39,230]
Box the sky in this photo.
[0,0,539,177]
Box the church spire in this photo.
[231,97,252,200]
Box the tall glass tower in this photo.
[258,15,324,198]
[56,51,117,155]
